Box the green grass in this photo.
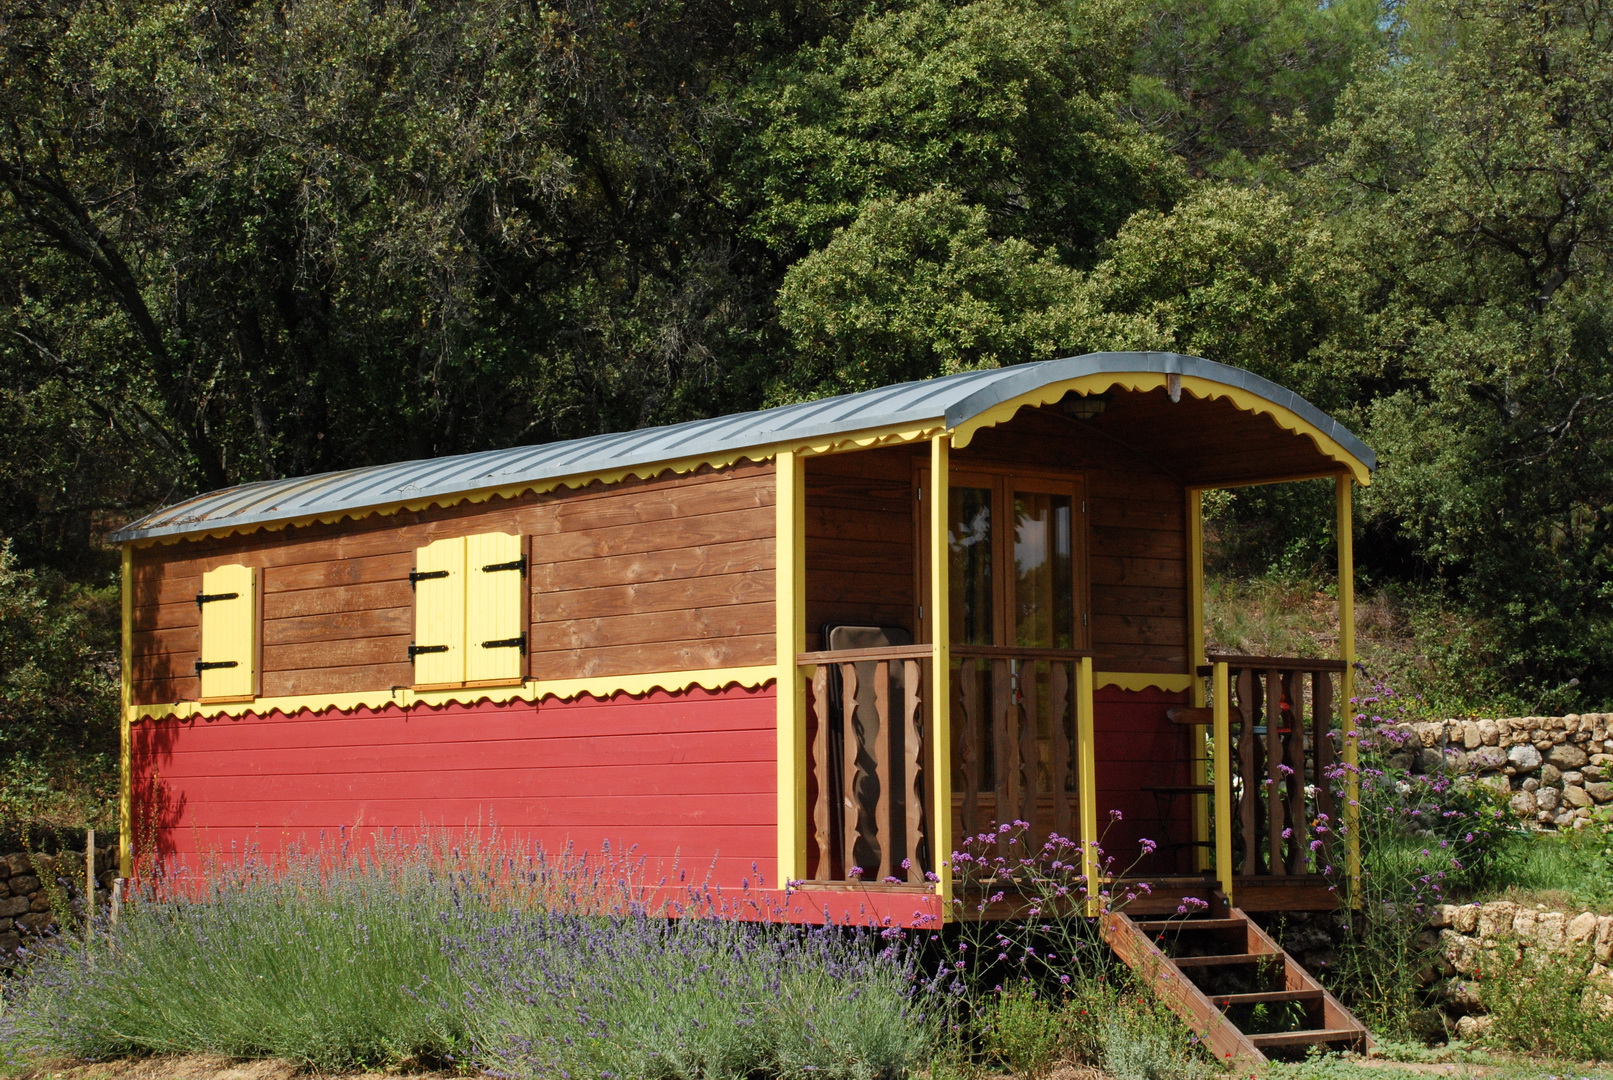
[1467,823,1613,914]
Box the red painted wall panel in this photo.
[132,684,781,889]
[1091,685,1196,874]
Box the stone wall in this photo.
[1430,900,1613,1037]
[1385,713,1613,828]
[0,845,118,958]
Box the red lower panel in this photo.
[1092,685,1196,873]
[132,685,780,889]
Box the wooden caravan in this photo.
[116,351,1375,935]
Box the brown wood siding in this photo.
[129,462,777,706]
[803,448,919,651]
[960,409,1188,673]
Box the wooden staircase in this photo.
[1101,899,1371,1067]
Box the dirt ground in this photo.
[8,1056,457,1080]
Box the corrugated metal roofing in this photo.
[111,351,1375,543]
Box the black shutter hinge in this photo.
[408,644,450,659]
[409,569,450,589]
[481,635,527,650]
[195,660,239,672]
[195,592,240,607]
[481,555,528,575]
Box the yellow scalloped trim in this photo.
[124,666,779,723]
[130,424,941,547]
[1094,671,1194,693]
[949,373,1372,485]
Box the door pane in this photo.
[1013,491,1074,649]
[948,486,994,646]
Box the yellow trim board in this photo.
[1094,671,1193,694]
[124,666,779,723]
[132,425,941,547]
[950,372,1372,485]
[119,547,134,879]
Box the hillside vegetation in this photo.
[2,0,1611,824]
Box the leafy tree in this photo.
[1315,0,1613,701]
[735,0,1183,264]
[776,189,1153,396]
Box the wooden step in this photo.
[1170,952,1277,968]
[1132,917,1244,933]
[1248,1028,1366,1050]
[1211,988,1324,1008]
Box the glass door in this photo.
[937,470,1087,845]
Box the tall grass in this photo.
[1,834,937,1079]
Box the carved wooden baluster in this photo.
[1050,660,1072,842]
[811,664,831,879]
[904,658,926,882]
[1284,670,1309,875]
[1237,666,1259,877]
[840,662,863,876]
[1019,661,1039,837]
[871,659,892,880]
[1266,667,1286,875]
[956,660,981,842]
[1313,669,1338,873]
[994,657,1015,858]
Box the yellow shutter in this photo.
[198,564,257,701]
[412,536,466,686]
[465,532,525,685]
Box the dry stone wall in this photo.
[0,845,117,958]
[1430,900,1613,1038]
[1384,713,1613,828]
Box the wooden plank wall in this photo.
[130,686,779,885]
[803,449,919,651]
[129,462,776,706]
[962,409,1188,674]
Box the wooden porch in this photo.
[791,648,1352,917]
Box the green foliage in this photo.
[1476,943,1613,1061]
[1476,814,1613,914]
[979,985,1064,1080]
[0,540,116,828]
[736,0,1181,262]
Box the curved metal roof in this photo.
[112,352,1375,543]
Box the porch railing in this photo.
[1202,655,1348,883]
[797,644,932,883]
[950,646,1093,849]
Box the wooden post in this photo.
[119,547,133,880]
[1186,488,1210,870]
[84,828,95,948]
[928,435,954,909]
[1336,475,1361,900]
[775,450,808,884]
[1075,656,1099,914]
[1213,661,1234,904]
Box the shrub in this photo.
[1,834,938,1079]
[1474,943,1613,1062]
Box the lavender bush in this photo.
[0,834,940,1078]
[453,886,936,1080]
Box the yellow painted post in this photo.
[1075,655,1099,912]
[775,450,808,884]
[1186,488,1210,869]
[1212,660,1234,903]
[928,436,954,908]
[1337,476,1361,899]
[119,547,133,880]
